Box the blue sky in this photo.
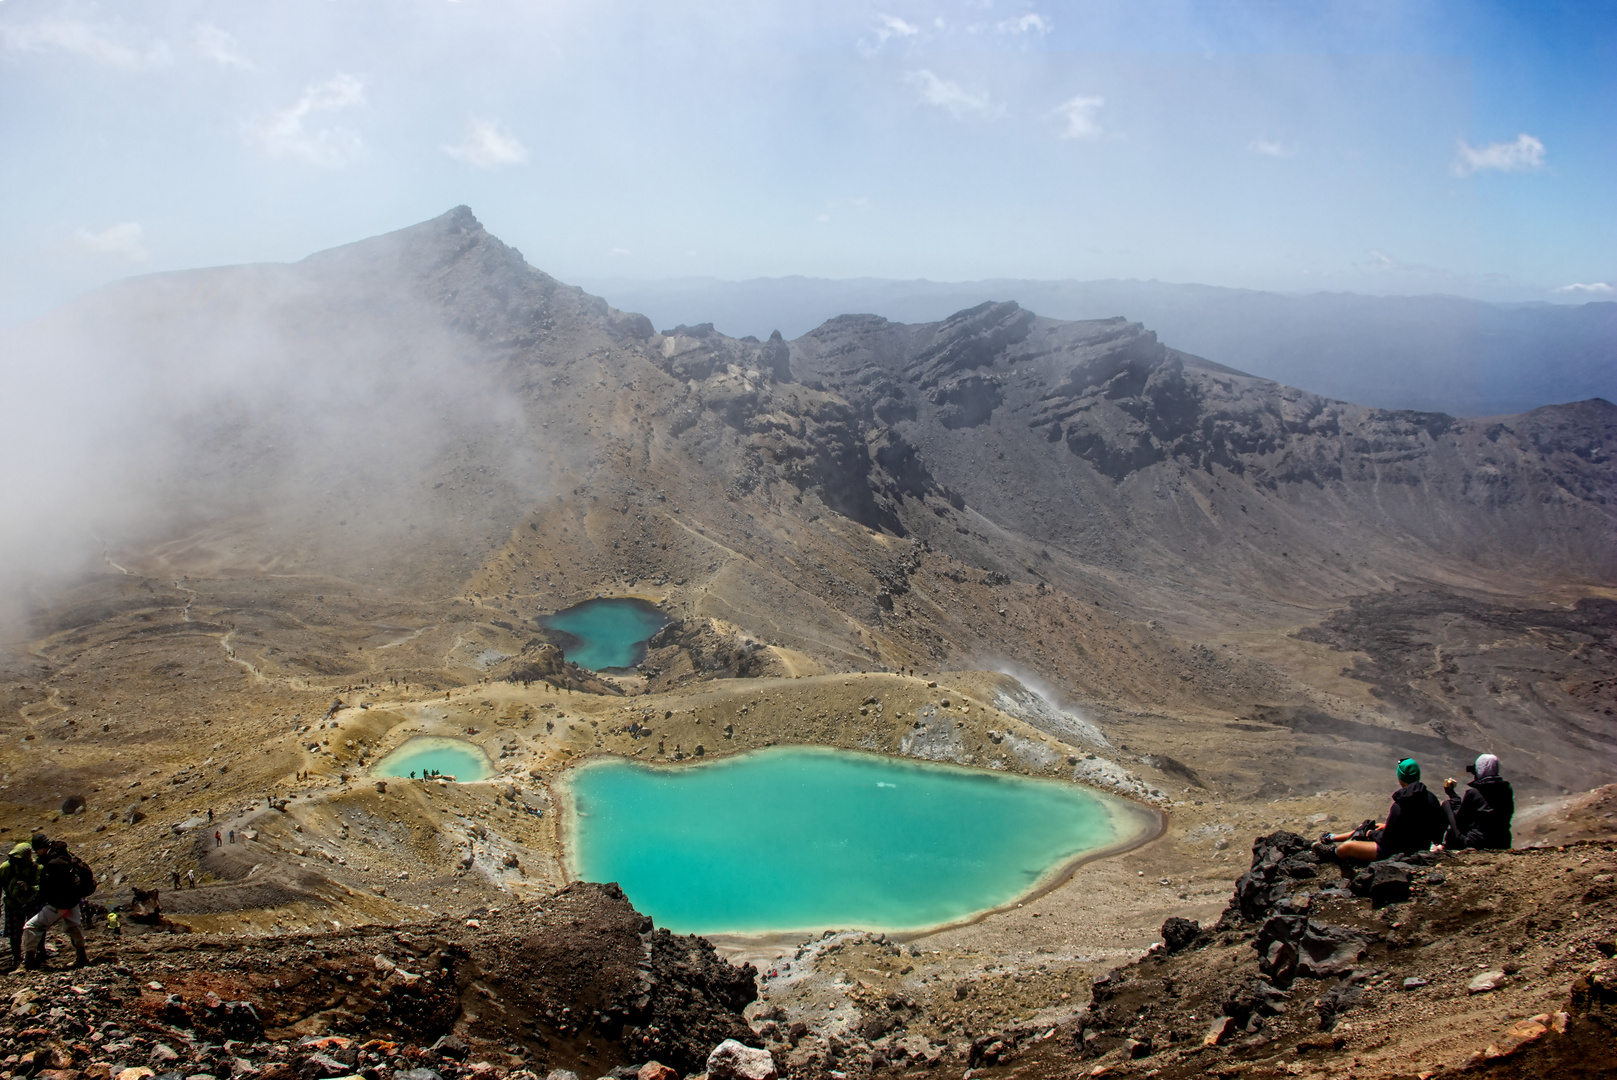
[1,0,1613,326]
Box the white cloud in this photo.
[1365,249,1452,279]
[1248,138,1295,158]
[876,14,919,41]
[1453,133,1545,176]
[0,19,171,71]
[194,24,251,69]
[865,13,919,51]
[905,69,999,119]
[607,247,631,257]
[1051,94,1105,140]
[997,13,1052,36]
[1552,282,1614,295]
[250,74,367,169]
[74,223,149,263]
[443,117,528,169]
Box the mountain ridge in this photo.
[1,205,1613,839]
[577,272,1617,417]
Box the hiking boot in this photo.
[22,950,44,970]
[73,946,89,969]
[1311,840,1338,861]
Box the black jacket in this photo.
[36,846,95,910]
[1377,781,1448,860]
[1447,776,1514,849]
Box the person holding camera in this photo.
[1442,753,1514,849]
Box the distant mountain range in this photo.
[3,207,1613,798]
[576,275,1616,418]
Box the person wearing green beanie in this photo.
[1,842,40,972]
[1316,757,1450,864]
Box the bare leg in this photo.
[1335,840,1379,863]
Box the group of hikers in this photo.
[408,768,448,779]
[1,833,98,972]
[1316,753,1515,863]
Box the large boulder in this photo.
[1222,979,1291,1030]
[1255,915,1308,986]
[1368,863,1412,907]
[705,1040,777,1080]
[1295,924,1369,979]
[1161,917,1200,953]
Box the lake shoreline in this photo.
[557,743,1164,942]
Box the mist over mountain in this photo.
[2,207,1612,804]
[577,275,1617,418]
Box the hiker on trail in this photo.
[187,869,196,889]
[21,839,96,969]
[1444,753,1515,849]
[228,830,235,844]
[207,809,214,822]
[1316,758,1449,863]
[171,869,181,890]
[2,842,40,972]
[214,830,222,847]
[106,911,121,937]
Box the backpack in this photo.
[38,846,95,906]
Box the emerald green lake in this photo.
[566,746,1141,936]
[373,737,494,781]
[538,598,671,672]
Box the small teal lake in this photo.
[373,737,494,781]
[566,746,1141,936]
[538,598,671,672]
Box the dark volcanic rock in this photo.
[1161,917,1200,953]
[461,881,758,1076]
[1367,863,1413,908]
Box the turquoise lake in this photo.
[566,746,1138,936]
[373,737,494,781]
[538,598,671,672]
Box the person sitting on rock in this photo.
[1316,758,1449,863]
[1443,753,1514,849]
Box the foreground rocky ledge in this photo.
[3,833,1614,1080]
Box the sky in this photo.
[2,0,1614,326]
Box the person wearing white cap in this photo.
[1443,753,1514,849]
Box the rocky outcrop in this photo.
[497,641,623,695]
[0,883,760,1080]
[641,619,775,684]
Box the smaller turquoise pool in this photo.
[373,737,494,781]
[538,598,671,672]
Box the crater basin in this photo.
[372,736,493,781]
[565,745,1153,936]
[538,597,671,672]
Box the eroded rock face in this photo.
[791,299,1617,585]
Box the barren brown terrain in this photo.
[0,208,1613,1080]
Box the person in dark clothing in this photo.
[1444,753,1514,849]
[1318,758,1450,863]
[1,843,39,972]
[21,840,96,969]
